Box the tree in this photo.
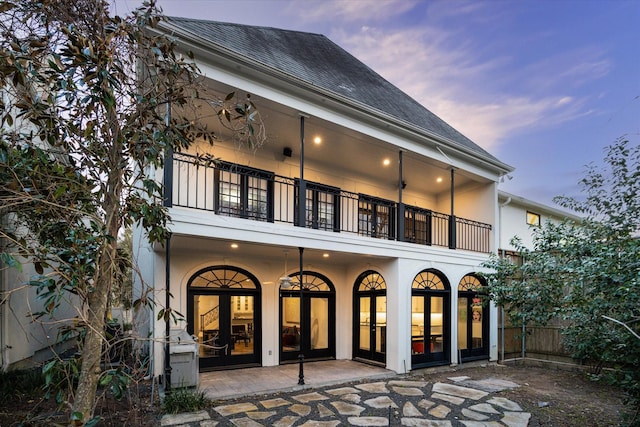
[482,138,640,424]
[0,1,262,424]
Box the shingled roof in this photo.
[163,17,501,163]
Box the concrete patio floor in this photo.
[198,360,395,400]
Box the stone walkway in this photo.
[160,374,531,426]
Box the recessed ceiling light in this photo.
[313,136,322,144]
[322,253,329,258]
[436,177,443,183]
[383,158,391,166]
[230,243,239,249]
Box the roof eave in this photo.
[155,20,514,176]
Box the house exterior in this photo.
[0,252,77,370]
[0,89,77,371]
[134,18,515,381]
[496,191,582,364]
[497,191,581,255]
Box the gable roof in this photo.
[162,17,509,169]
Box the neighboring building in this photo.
[0,253,77,370]
[134,18,515,381]
[496,191,582,364]
[498,191,581,256]
[0,89,77,371]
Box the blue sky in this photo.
[114,0,639,208]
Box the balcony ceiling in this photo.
[194,81,484,198]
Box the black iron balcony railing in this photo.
[170,153,491,253]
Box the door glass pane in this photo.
[359,296,371,351]
[375,206,390,239]
[196,295,222,358]
[247,176,268,220]
[230,295,254,356]
[411,296,425,355]
[311,297,329,350]
[458,298,468,350]
[219,171,241,216]
[375,296,386,354]
[430,296,444,353]
[472,304,483,349]
[358,201,373,237]
[282,296,300,352]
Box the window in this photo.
[215,162,273,221]
[526,211,540,226]
[296,181,340,231]
[359,195,396,239]
[405,206,431,244]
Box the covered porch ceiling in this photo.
[192,79,490,198]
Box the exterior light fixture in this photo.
[279,250,292,289]
[313,136,322,144]
[383,158,391,166]
[436,177,443,183]
[230,243,239,249]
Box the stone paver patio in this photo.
[161,372,531,426]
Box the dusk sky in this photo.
[114,0,639,208]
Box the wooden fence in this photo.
[499,315,578,365]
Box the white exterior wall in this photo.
[498,192,580,251]
[1,257,78,370]
[140,31,511,380]
[147,208,496,376]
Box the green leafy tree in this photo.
[0,0,262,424]
[483,138,640,424]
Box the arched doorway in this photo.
[353,270,387,364]
[458,274,489,361]
[187,266,261,370]
[411,269,450,368]
[280,271,335,362]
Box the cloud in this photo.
[292,0,418,24]
[322,9,607,151]
[520,47,611,92]
[125,0,612,154]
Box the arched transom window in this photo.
[189,266,258,289]
[458,274,482,292]
[412,271,447,290]
[284,271,334,292]
[357,271,387,291]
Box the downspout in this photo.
[164,234,172,391]
[498,196,512,363]
[163,101,172,390]
[0,230,5,370]
[520,252,526,363]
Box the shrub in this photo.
[0,368,45,400]
[161,388,209,414]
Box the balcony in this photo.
[168,152,491,253]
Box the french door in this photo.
[280,271,335,362]
[458,274,489,361]
[353,271,387,364]
[187,266,261,370]
[411,270,450,368]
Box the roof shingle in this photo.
[164,17,499,162]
